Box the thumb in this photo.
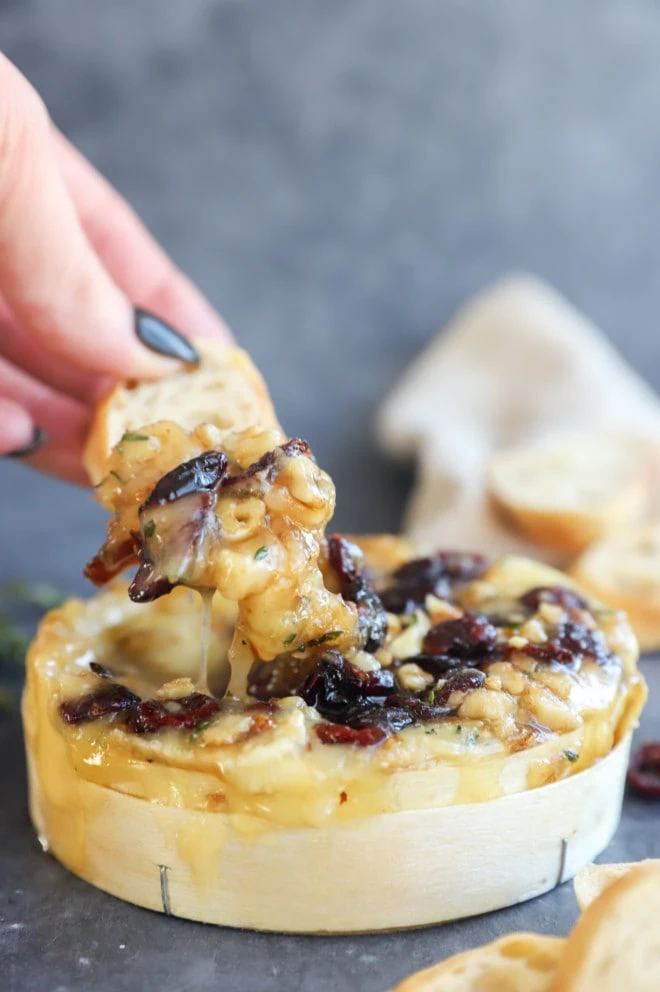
[0,55,183,382]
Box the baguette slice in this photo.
[83,339,281,484]
[569,521,660,653]
[389,933,564,991]
[574,860,660,911]
[489,432,655,556]
[553,862,660,991]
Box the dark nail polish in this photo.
[134,308,199,364]
[5,426,47,459]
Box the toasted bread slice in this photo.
[553,862,660,991]
[574,860,660,911]
[390,933,564,991]
[569,521,660,652]
[83,339,281,484]
[489,432,655,556]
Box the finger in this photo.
[0,295,99,403]
[0,354,89,484]
[54,131,232,343]
[0,397,36,455]
[0,55,180,383]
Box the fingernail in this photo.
[4,426,47,459]
[134,308,199,364]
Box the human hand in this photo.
[0,54,232,484]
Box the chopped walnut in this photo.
[424,594,462,624]
[389,612,431,660]
[458,686,516,729]
[519,619,548,644]
[157,677,198,701]
[538,603,565,626]
[397,663,435,692]
[486,662,527,696]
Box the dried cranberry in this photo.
[380,551,488,614]
[129,451,230,604]
[327,535,388,652]
[628,742,660,797]
[316,722,388,746]
[379,694,453,723]
[298,651,394,720]
[523,621,612,670]
[127,693,221,734]
[314,691,454,747]
[404,654,468,678]
[84,536,138,586]
[59,684,140,725]
[434,668,486,705]
[142,450,229,508]
[520,586,587,613]
[247,656,317,701]
[89,661,113,679]
[221,438,312,491]
[423,613,497,661]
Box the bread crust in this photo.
[488,433,655,556]
[389,933,564,991]
[83,340,281,484]
[552,862,660,991]
[573,860,660,911]
[569,521,660,653]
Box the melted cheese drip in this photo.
[197,590,215,693]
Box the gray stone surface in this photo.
[1,0,660,989]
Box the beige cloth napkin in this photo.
[377,275,660,560]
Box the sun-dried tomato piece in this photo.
[520,586,587,613]
[628,742,660,797]
[380,551,488,614]
[327,535,388,652]
[423,613,497,661]
[127,693,221,734]
[59,683,140,724]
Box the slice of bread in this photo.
[574,860,660,911]
[83,339,282,484]
[569,520,660,652]
[553,862,660,991]
[390,933,564,991]
[488,432,655,556]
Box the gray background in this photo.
[1,1,660,989]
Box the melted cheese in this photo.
[23,560,647,830]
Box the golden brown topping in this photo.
[87,425,359,662]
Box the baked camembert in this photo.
[23,342,647,932]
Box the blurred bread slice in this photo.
[553,862,660,991]
[569,521,660,652]
[574,860,660,911]
[84,340,282,484]
[389,933,563,991]
[489,432,655,556]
